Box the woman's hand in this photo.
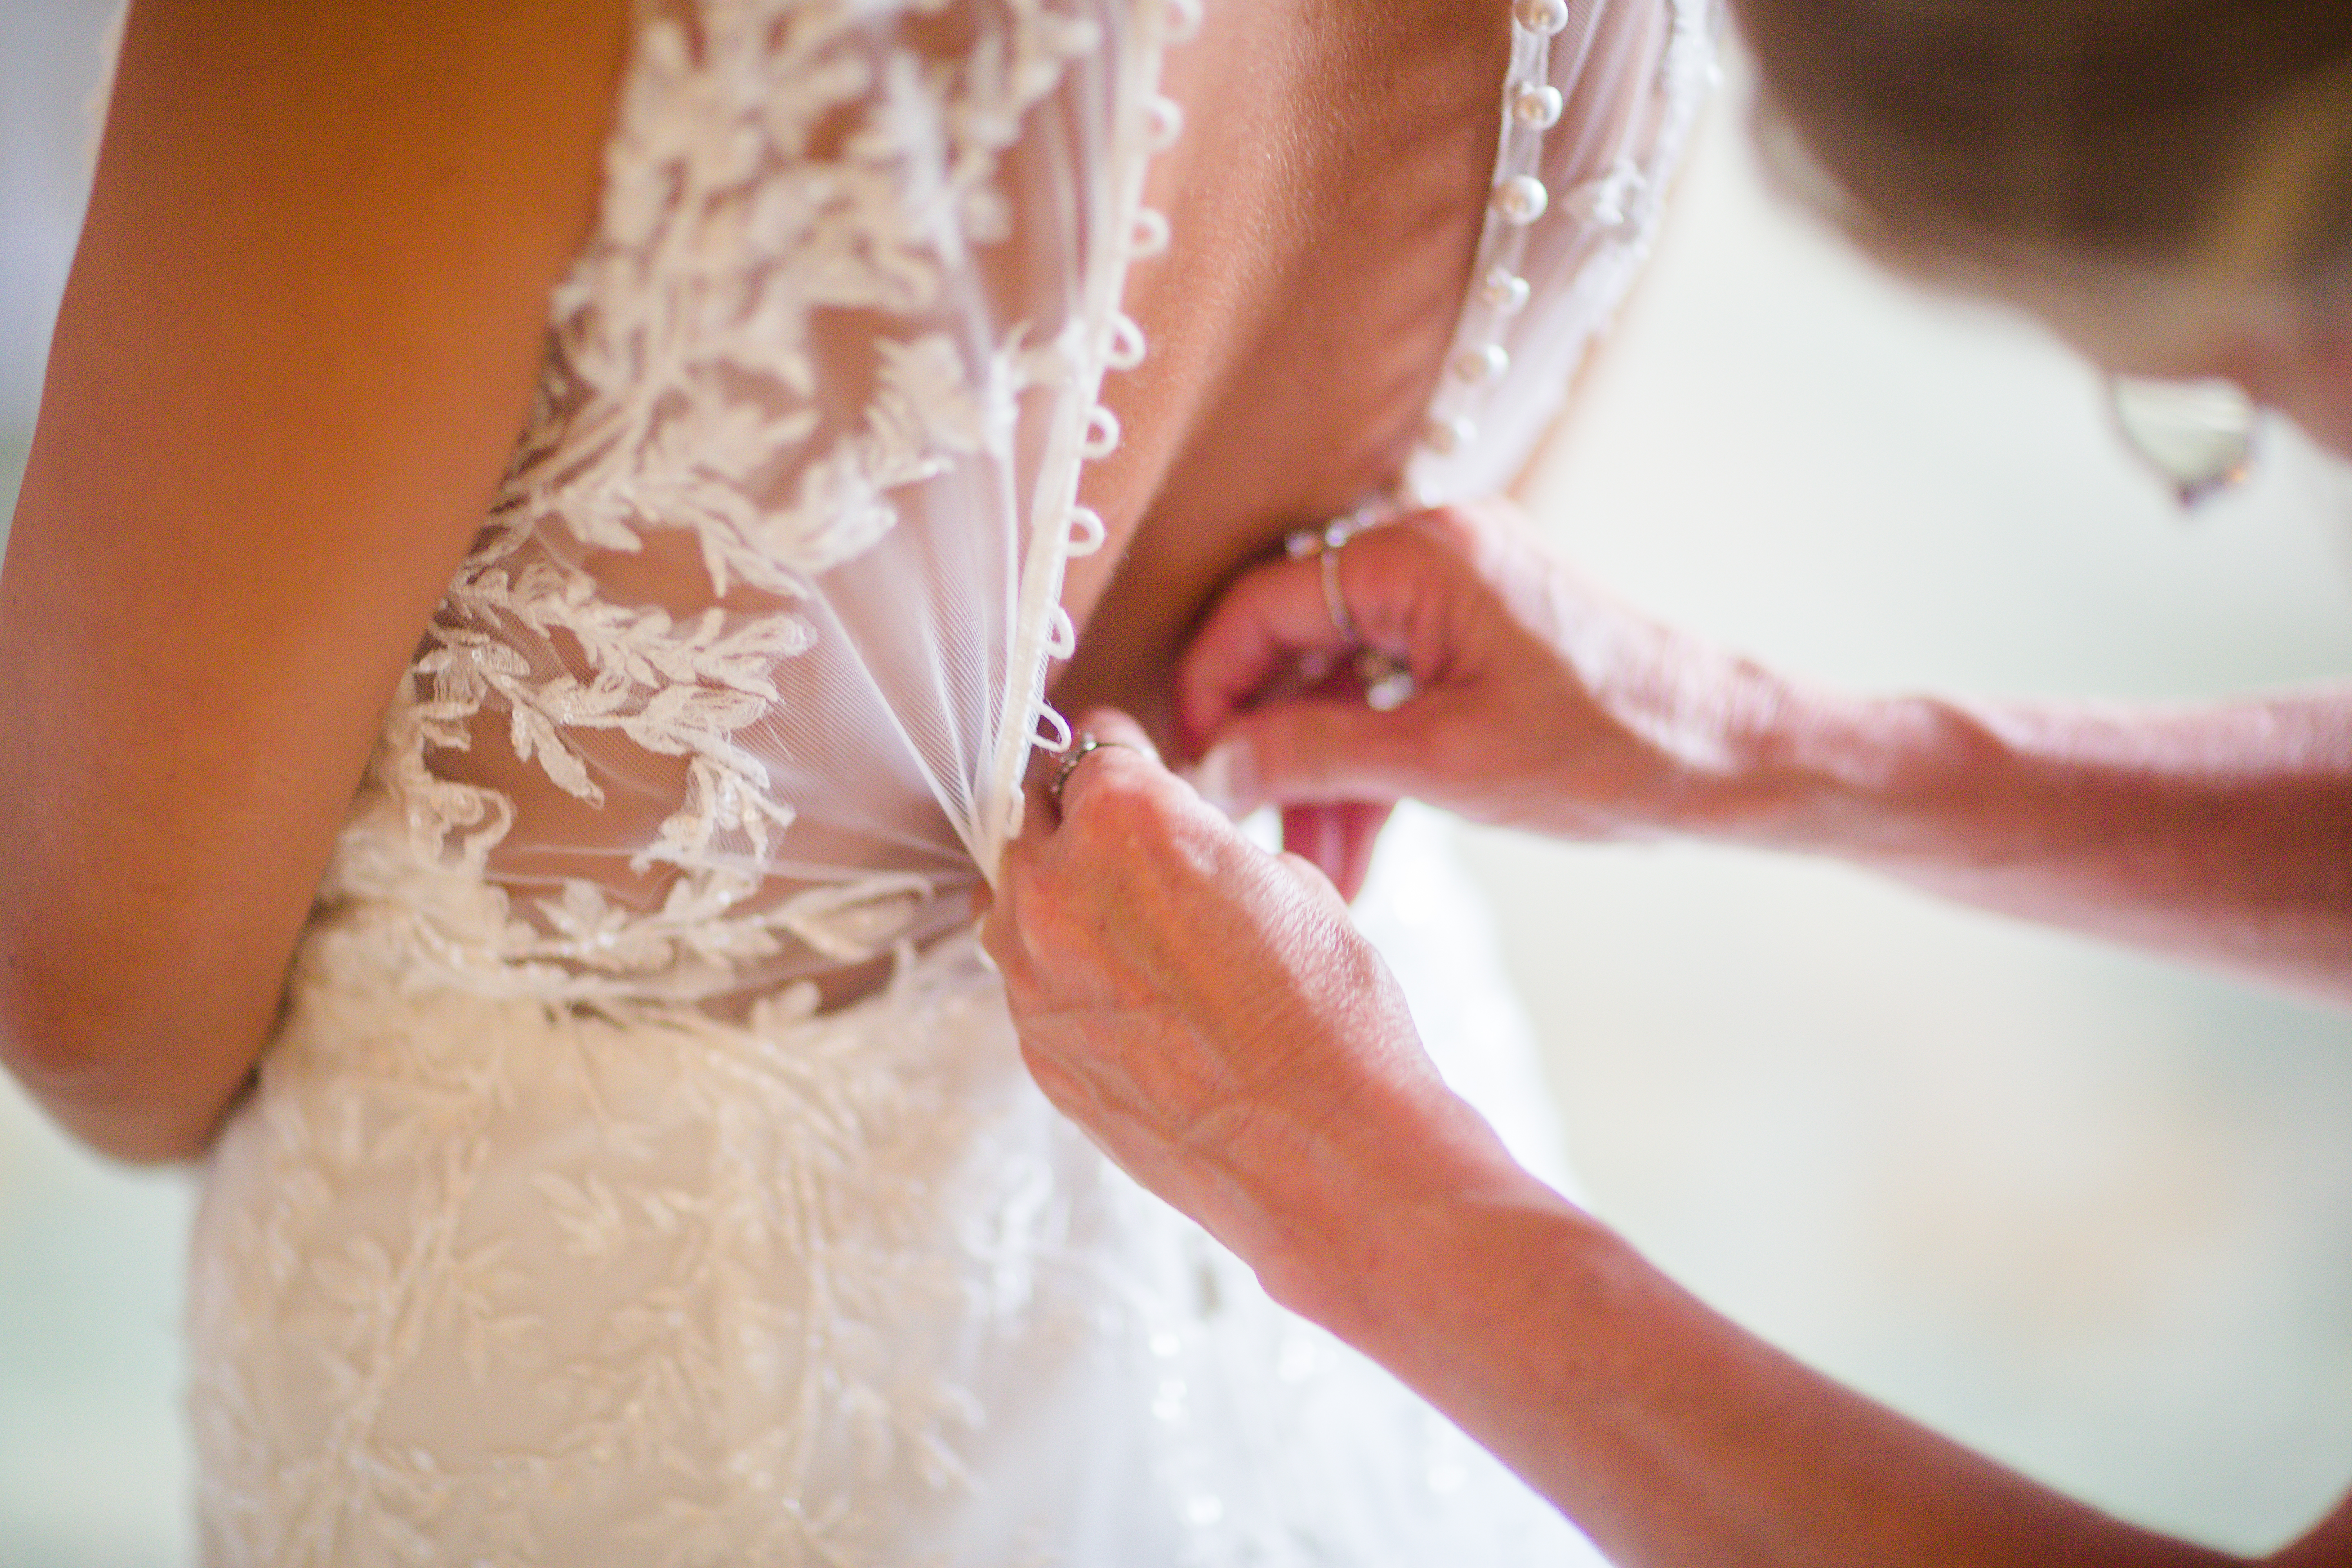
[984,709,1521,1320]
[984,715,2301,1568]
[1178,497,1794,842]
[1182,497,2352,1010]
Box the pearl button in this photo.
[1492,174,1548,225]
[1513,0,1570,36]
[1511,83,1564,130]
[1452,343,1509,384]
[1478,266,1532,314]
[1423,415,1477,455]
[1565,176,1631,229]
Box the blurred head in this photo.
[1735,0,2352,453]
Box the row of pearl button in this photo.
[1418,0,1577,459]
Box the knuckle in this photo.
[1273,849,1336,895]
[1016,1040,1083,1112]
[1072,757,1171,836]
[1002,841,1053,908]
[1347,543,1421,651]
[997,964,1044,1019]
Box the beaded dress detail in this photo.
[184,0,1715,1561]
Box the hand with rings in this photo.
[1152,507,1409,901]
[987,703,1433,1277]
[1283,510,1418,713]
[1049,731,1140,815]
[1180,495,1735,848]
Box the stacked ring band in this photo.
[1050,733,1134,811]
[1281,510,1417,711]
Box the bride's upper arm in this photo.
[0,0,627,1160]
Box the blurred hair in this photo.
[1735,0,2352,287]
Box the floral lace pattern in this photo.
[334,0,1178,1006]
[185,0,1715,1561]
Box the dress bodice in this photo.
[319,0,1715,1009]
[192,8,1715,1557]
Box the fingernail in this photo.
[1191,737,1258,817]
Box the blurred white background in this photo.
[5,4,2352,1564]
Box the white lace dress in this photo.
[184,1,1715,1561]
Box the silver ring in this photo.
[1285,510,1377,644]
[1050,733,1134,812]
[1319,545,1359,642]
[1281,509,1417,708]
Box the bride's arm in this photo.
[0,0,625,1162]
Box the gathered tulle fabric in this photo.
[185,0,1716,1560]
[353,0,1180,1008]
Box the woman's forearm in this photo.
[1178,503,2352,1002]
[1673,677,2352,1002]
[1281,1145,2249,1568]
[0,949,269,1163]
[990,705,2351,1566]
[5,1053,252,1166]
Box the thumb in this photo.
[1192,696,1449,815]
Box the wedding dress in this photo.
[183,0,1715,1560]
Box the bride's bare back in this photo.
[1074,0,1683,733]
[1066,0,1510,709]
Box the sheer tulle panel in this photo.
[1410,0,1716,502]
[374,0,1163,1001]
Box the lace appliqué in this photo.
[189,939,1079,1566]
[190,2,1191,1561]
[334,0,1173,1001]
[183,0,1704,1560]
